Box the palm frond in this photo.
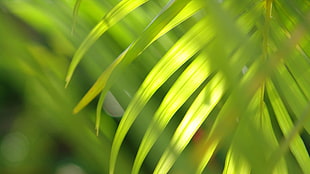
[66,0,149,87]
[7,0,308,173]
[72,0,197,115]
[65,0,309,173]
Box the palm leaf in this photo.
[132,52,213,173]
[72,0,82,34]
[72,0,199,114]
[64,0,310,173]
[266,80,310,173]
[110,16,212,173]
[66,0,149,87]
[3,0,308,172]
[154,73,225,173]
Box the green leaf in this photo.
[94,0,203,136]
[65,0,149,87]
[154,73,225,174]
[224,91,288,174]
[73,0,200,114]
[285,51,310,100]
[72,0,82,34]
[109,17,212,173]
[107,1,204,173]
[196,5,309,173]
[223,148,251,174]
[132,52,213,173]
[265,80,310,173]
[272,64,310,133]
[73,2,198,113]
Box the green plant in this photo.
[1,0,310,173]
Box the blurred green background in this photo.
[1,0,310,174]
[0,1,131,173]
[0,0,179,173]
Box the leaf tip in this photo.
[73,106,80,114]
[65,82,69,88]
[65,74,72,88]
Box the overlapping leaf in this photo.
[132,52,213,173]
[72,0,201,115]
[64,0,310,173]
[109,17,212,173]
[66,0,150,87]
[266,80,310,173]
[95,0,202,135]
[154,73,225,174]
[223,92,288,174]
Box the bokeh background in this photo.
[1,0,310,174]
[0,0,150,173]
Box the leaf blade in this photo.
[65,0,149,87]
[73,0,200,114]
[266,80,310,173]
[154,73,225,173]
[132,53,213,173]
[109,16,212,174]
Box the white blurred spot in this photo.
[103,91,124,117]
[1,132,29,163]
[242,66,248,74]
[56,163,86,174]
